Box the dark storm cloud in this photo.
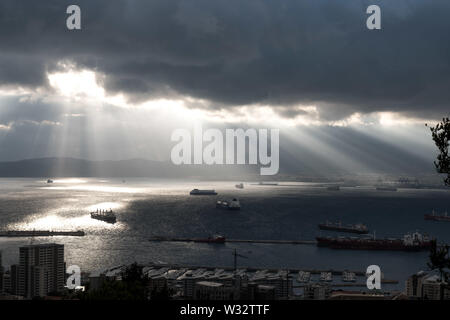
[1,0,450,119]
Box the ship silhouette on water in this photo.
[424,210,450,222]
[316,232,432,251]
[190,189,218,195]
[90,208,117,224]
[318,221,369,234]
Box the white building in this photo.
[422,275,450,300]
[406,271,450,300]
[194,281,238,300]
[405,271,427,298]
[303,283,331,300]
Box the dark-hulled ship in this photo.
[193,235,226,244]
[190,189,218,195]
[424,210,450,222]
[318,221,368,234]
[316,232,432,251]
[90,209,116,224]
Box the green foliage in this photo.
[150,283,172,300]
[82,262,150,300]
[427,239,450,282]
[429,117,450,186]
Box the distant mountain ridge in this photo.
[0,157,260,178]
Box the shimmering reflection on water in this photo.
[0,177,450,291]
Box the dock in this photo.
[148,237,316,245]
[0,230,86,237]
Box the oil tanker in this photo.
[316,232,432,251]
[318,221,368,234]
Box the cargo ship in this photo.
[424,210,450,222]
[316,232,432,251]
[190,189,218,195]
[318,221,369,234]
[90,209,117,224]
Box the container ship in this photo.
[318,221,369,234]
[90,209,117,224]
[190,189,218,195]
[316,232,432,251]
[424,210,450,222]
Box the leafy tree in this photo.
[427,118,450,299]
[150,283,173,300]
[82,262,150,300]
[428,117,450,186]
[427,240,450,283]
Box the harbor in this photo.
[149,236,316,245]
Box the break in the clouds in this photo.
[0,0,450,120]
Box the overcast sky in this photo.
[0,0,447,174]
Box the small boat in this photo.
[235,183,244,189]
[327,186,340,191]
[190,189,218,195]
[216,198,241,210]
[47,179,54,183]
